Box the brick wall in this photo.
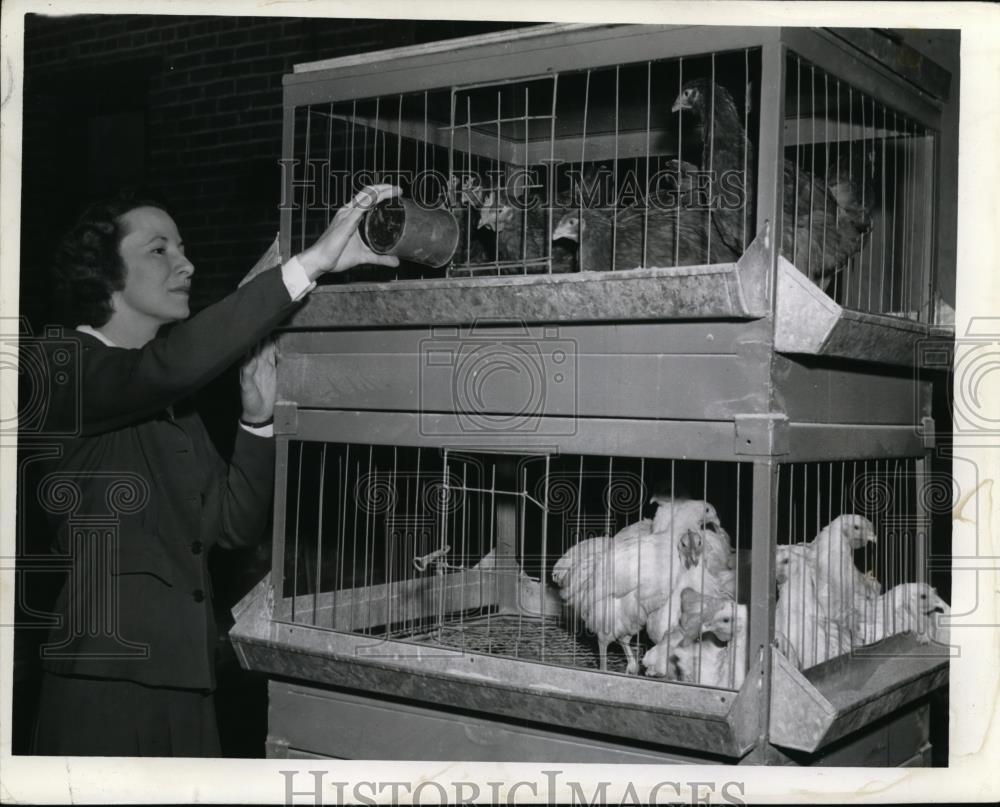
[20,14,527,323]
[20,12,528,458]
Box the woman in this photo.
[31,185,400,756]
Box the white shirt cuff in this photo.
[281,255,316,302]
[240,421,274,438]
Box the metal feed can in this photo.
[363,198,460,268]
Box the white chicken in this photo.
[650,495,735,580]
[644,598,748,689]
[640,587,721,677]
[610,496,722,546]
[774,543,853,669]
[641,586,735,674]
[645,529,736,646]
[856,582,950,646]
[552,534,646,673]
[650,495,721,535]
[610,517,652,542]
[802,514,880,639]
[552,494,728,674]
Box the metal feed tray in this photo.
[230,574,760,758]
[774,255,953,366]
[232,574,948,760]
[285,228,772,329]
[769,635,949,753]
[284,221,947,368]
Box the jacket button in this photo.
[192,589,205,603]
[190,541,203,555]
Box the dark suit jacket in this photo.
[37,266,298,690]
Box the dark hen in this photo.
[450,198,493,267]
[477,189,575,274]
[672,78,870,288]
[552,203,738,272]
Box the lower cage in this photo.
[235,440,949,760]
[277,444,945,675]
[279,443,755,688]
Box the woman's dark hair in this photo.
[51,194,170,327]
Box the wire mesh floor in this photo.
[399,614,645,675]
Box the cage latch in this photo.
[413,544,456,574]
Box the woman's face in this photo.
[114,206,194,326]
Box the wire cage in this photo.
[278,445,754,688]
[274,445,942,687]
[289,49,764,278]
[772,459,948,672]
[237,434,950,760]
[232,24,955,765]
[282,27,948,340]
[781,53,937,321]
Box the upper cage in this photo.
[278,24,955,366]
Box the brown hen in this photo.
[552,202,738,272]
[477,189,575,274]
[671,78,870,288]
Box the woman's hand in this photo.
[239,338,277,425]
[297,184,402,280]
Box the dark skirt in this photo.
[32,672,220,757]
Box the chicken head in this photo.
[827,514,878,550]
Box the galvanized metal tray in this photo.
[774,256,954,367]
[230,574,760,759]
[769,637,949,753]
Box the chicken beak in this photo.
[671,94,689,113]
[552,220,576,242]
[478,215,493,231]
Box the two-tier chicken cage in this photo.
[231,24,957,764]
